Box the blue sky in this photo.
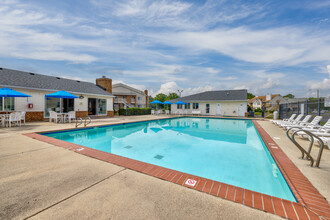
[0,0,330,97]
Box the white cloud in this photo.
[154,81,213,97]
[144,26,330,65]
[260,78,280,89]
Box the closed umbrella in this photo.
[45,91,78,113]
[0,87,31,113]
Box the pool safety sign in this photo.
[185,179,197,187]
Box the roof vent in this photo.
[29,72,35,75]
[102,75,106,78]
[226,92,230,96]
[0,68,3,70]
[56,77,61,79]
[76,80,80,83]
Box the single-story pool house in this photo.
[169,89,248,117]
[0,68,115,121]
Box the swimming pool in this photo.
[43,117,296,201]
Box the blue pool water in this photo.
[44,117,296,201]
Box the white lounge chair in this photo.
[271,114,296,124]
[284,116,322,130]
[276,114,304,127]
[165,110,170,115]
[151,110,155,115]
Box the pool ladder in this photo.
[286,127,325,167]
[75,117,91,128]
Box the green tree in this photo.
[154,93,167,102]
[167,92,180,100]
[283,94,295,98]
[247,92,255,99]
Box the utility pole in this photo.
[177,90,183,97]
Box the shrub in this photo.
[118,107,152,115]
[254,108,262,112]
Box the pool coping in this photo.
[23,118,330,220]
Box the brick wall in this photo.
[96,77,112,94]
[25,111,44,121]
[76,111,88,118]
[107,111,114,117]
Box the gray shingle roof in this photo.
[0,68,113,96]
[169,89,247,102]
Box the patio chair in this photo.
[20,111,26,125]
[157,110,162,115]
[49,111,61,123]
[165,110,170,115]
[66,111,76,123]
[0,115,5,127]
[7,112,21,127]
[151,110,155,115]
[183,110,188,115]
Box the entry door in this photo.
[88,98,97,115]
[206,104,210,114]
[238,103,246,116]
[216,103,221,115]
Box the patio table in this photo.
[56,113,69,123]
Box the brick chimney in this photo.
[144,90,148,107]
[96,76,112,94]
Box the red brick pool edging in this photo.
[24,120,330,220]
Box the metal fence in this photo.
[279,99,330,123]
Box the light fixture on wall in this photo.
[79,95,84,99]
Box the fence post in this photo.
[297,101,299,114]
[318,98,321,116]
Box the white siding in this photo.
[171,101,247,116]
[3,87,113,116]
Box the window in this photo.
[1,97,15,111]
[185,103,190,109]
[138,105,142,108]
[45,97,61,117]
[177,104,183,109]
[193,103,199,109]
[98,99,107,114]
[138,97,142,100]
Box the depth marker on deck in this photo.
[185,179,197,187]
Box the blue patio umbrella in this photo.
[0,87,31,113]
[150,100,163,104]
[45,91,78,113]
[175,101,186,105]
[150,99,163,110]
[45,90,79,99]
[163,100,172,110]
[163,101,173,104]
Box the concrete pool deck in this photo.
[0,115,329,219]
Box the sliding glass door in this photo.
[44,98,74,117]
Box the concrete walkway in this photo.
[0,116,328,219]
